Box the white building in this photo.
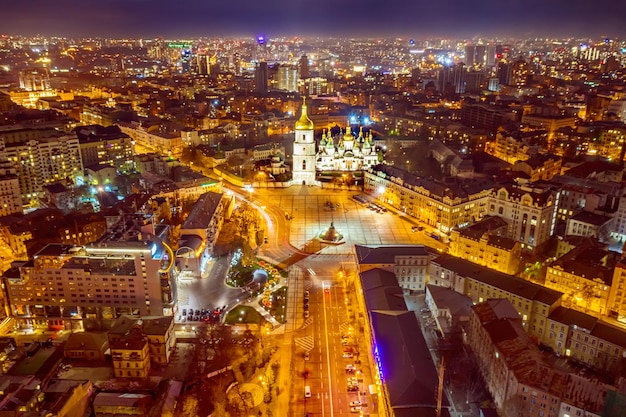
[488,183,560,252]
[292,99,317,185]
[316,126,379,171]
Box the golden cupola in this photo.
[295,97,314,130]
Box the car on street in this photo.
[304,352,309,361]
[349,401,361,406]
[420,307,430,313]
[304,310,309,318]
[350,406,362,412]
[343,352,353,358]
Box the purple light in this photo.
[256,36,266,45]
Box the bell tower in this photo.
[292,97,317,185]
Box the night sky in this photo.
[2,0,626,38]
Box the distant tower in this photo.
[255,61,269,93]
[299,55,310,79]
[292,98,316,185]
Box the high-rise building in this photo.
[465,45,486,67]
[292,98,317,185]
[74,125,135,173]
[299,55,310,79]
[497,62,513,85]
[437,63,466,94]
[2,134,83,203]
[197,54,209,75]
[465,45,476,67]
[486,44,497,67]
[254,61,269,93]
[277,65,298,92]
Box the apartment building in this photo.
[430,255,563,339]
[468,299,566,417]
[3,231,175,331]
[365,164,493,234]
[354,244,432,293]
[488,182,560,252]
[2,134,83,203]
[545,245,617,315]
[449,216,522,275]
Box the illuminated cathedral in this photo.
[316,125,379,171]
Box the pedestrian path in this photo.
[301,317,313,329]
[339,321,351,334]
[295,334,314,351]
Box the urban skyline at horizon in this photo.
[2,0,626,39]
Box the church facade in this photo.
[316,126,378,171]
[291,99,380,185]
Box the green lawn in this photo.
[224,306,269,325]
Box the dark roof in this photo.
[370,310,446,409]
[355,244,429,265]
[182,192,223,230]
[591,321,626,349]
[432,254,563,305]
[178,235,203,252]
[64,332,108,352]
[42,183,69,194]
[516,153,560,168]
[547,306,598,331]
[142,316,174,336]
[361,269,407,311]
[486,235,517,250]
[458,216,509,240]
[565,160,623,179]
[569,211,612,226]
[84,163,116,172]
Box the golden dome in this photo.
[295,97,314,130]
[343,124,354,141]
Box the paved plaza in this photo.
[255,186,446,256]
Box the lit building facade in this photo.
[3,238,176,331]
[487,183,560,252]
[110,332,151,379]
[2,135,83,203]
[364,164,493,234]
[76,126,135,173]
[429,255,563,339]
[544,246,614,315]
[449,216,522,275]
[118,122,183,157]
[316,126,379,172]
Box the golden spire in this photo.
[295,97,314,130]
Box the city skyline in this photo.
[2,0,626,38]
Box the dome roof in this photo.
[295,98,314,130]
[343,125,354,141]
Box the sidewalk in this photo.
[270,265,304,417]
